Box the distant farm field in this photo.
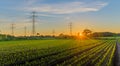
[0,39,117,66]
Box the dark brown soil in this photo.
[114,40,119,66]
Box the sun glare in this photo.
[80,33,83,36]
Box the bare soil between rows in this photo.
[114,41,120,66]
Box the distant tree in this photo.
[37,33,40,36]
[82,29,92,36]
[58,33,72,39]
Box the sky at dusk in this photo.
[0,0,120,36]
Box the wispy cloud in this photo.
[21,1,108,14]
[38,14,57,17]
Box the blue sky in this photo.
[0,0,120,36]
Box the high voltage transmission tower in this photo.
[11,23,15,36]
[52,29,55,36]
[24,26,27,36]
[69,22,72,36]
[31,11,37,36]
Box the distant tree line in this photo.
[0,34,15,41]
[0,29,120,41]
[91,32,118,37]
[82,29,120,37]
